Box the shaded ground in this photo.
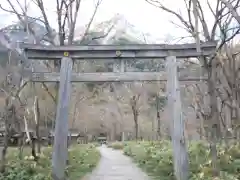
[83,145,151,180]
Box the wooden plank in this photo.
[25,72,208,82]
[23,41,217,60]
[52,57,73,180]
[166,56,189,180]
[22,41,217,51]
[24,49,215,60]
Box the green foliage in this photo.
[66,144,100,179]
[155,96,167,110]
[108,141,126,150]
[123,141,240,180]
[0,145,100,180]
[148,94,167,110]
[135,60,165,72]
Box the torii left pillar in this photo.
[52,55,73,180]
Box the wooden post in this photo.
[120,59,125,72]
[166,56,189,180]
[52,56,73,180]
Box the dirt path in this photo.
[83,145,151,180]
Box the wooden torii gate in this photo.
[23,42,216,180]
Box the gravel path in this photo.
[83,145,151,180]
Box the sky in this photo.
[0,0,215,42]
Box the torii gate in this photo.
[23,42,216,180]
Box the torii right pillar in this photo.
[166,56,189,180]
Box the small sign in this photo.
[63,52,69,57]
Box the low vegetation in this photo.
[0,144,100,180]
[123,141,240,180]
[107,141,126,150]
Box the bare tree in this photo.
[0,34,29,171]
[124,82,148,140]
[146,0,240,176]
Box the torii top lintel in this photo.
[22,41,217,60]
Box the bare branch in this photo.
[145,0,194,34]
[32,0,55,44]
[41,83,57,104]
[219,0,240,24]
[196,0,211,40]
[79,0,102,43]
[67,0,81,44]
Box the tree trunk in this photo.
[131,95,140,141]
[208,63,220,176]
[31,138,38,161]
[24,115,38,161]
[113,122,117,141]
[0,137,9,172]
[18,135,25,160]
[0,100,15,172]
[34,96,41,154]
[121,131,125,142]
[157,111,161,140]
[152,117,155,141]
[0,115,10,172]
[133,112,139,141]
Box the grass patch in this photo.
[123,141,240,180]
[67,144,100,179]
[0,144,100,180]
[107,141,125,150]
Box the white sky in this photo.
[0,0,215,41]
